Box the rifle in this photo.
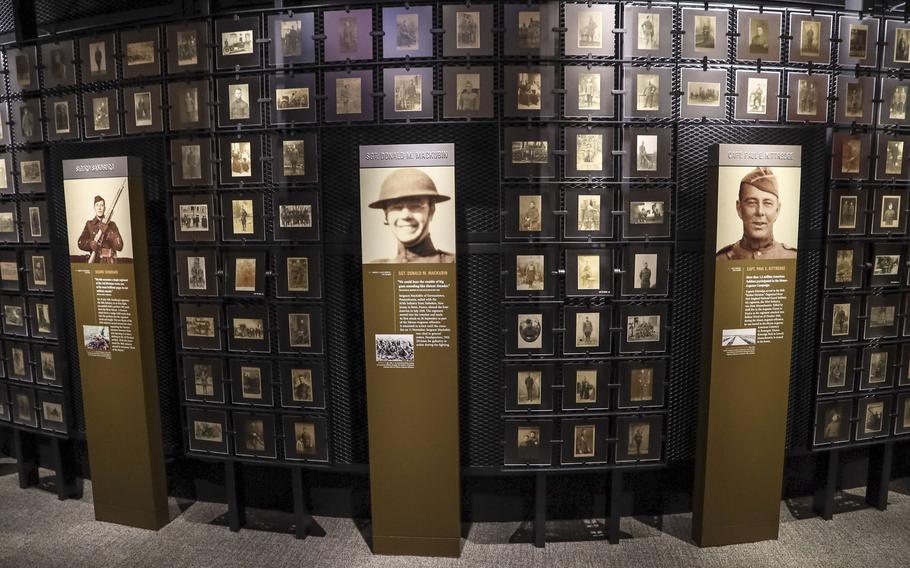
[88,180,124,263]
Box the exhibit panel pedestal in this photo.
[62,157,169,530]
[693,145,802,547]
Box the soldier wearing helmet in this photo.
[368,168,455,263]
[716,167,797,260]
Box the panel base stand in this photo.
[225,461,246,532]
[812,449,839,520]
[865,442,893,511]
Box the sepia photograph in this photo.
[280,20,303,56]
[627,422,650,456]
[92,96,111,131]
[228,84,250,120]
[53,101,71,134]
[577,255,600,290]
[185,316,215,338]
[577,195,601,231]
[187,256,207,291]
[575,134,603,172]
[886,140,905,175]
[457,11,480,49]
[863,401,885,434]
[687,81,721,107]
[841,138,861,174]
[181,145,203,180]
[519,195,542,232]
[276,87,309,110]
[279,204,312,228]
[0,160,6,190]
[0,212,15,234]
[821,405,846,442]
[232,317,264,340]
[517,72,542,111]
[826,354,848,388]
[456,73,481,111]
[573,425,595,458]
[896,28,910,63]
[517,426,540,460]
[39,351,56,383]
[881,195,901,228]
[291,369,314,402]
[638,13,659,50]
[746,77,769,115]
[375,333,414,362]
[873,253,900,276]
[630,201,665,225]
[339,16,360,53]
[88,41,107,74]
[14,53,32,86]
[179,203,209,232]
[10,346,26,376]
[695,15,716,51]
[868,351,888,385]
[636,135,658,172]
[578,72,601,110]
[516,255,545,291]
[627,315,660,343]
[288,312,311,347]
[869,305,896,329]
[34,302,51,334]
[240,366,263,399]
[222,30,253,55]
[517,370,541,405]
[19,104,37,140]
[575,369,597,403]
[0,260,16,284]
[636,74,660,111]
[834,249,854,283]
[517,314,543,349]
[849,24,868,58]
[294,422,317,455]
[336,77,362,115]
[845,82,864,118]
[193,362,215,397]
[231,199,254,235]
[890,85,908,120]
[177,30,198,66]
[797,78,819,116]
[518,11,542,49]
[126,40,155,66]
[242,418,266,452]
[31,255,47,287]
[800,20,821,56]
[630,367,654,402]
[575,312,599,348]
[14,393,32,422]
[749,17,771,55]
[233,257,256,292]
[4,304,23,328]
[634,253,658,290]
[194,420,223,443]
[230,142,252,177]
[28,207,41,239]
[133,91,153,126]
[396,13,420,51]
[394,74,422,112]
[831,303,851,336]
[577,12,602,49]
[512,141,548,164]
[177,87,200,125]
[287,257,309,292]
[20,160,42,184]
[282,140,306,177]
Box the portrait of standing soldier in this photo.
[77,195,124,263]
[716,167,796,260]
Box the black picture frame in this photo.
[623,128,672,179]
[871,188,908,235]
[0,155,11,194]
[166,21,210,74]
[267,12,316,65]
[226,304,270,353]
[504,362,555,412]
[859,345,897,391]
[323,8,374,63]
[564,188,613,240]
[818,349,856,395]
[828,188,867,236]
[224,249,267,297]
[880,77,910,127]
[821,296,861,343]
[565,3,615,57]
[876,134,910,180]
[220,193,264,241]
[46,94,79,141]
[275,247,323,299]
[442,4,495,57]
[864,294,901,340]
[786,72,829,123]
[273,132,319,184]
[622,244,670,296]
[680,68,728,120]
[40,40,75,88]
[443,66,495,119]
[856,396,892,441]
[229,359,274,406]
[277,305,324,354]
[23,201,48,244]
[681,8,729,60]
[0,385,8,422]
[1,295,28,337]
[82,90,121,138]
[6,341,31,381]
[565,127,613,178]
[168,81,212,131]
[179,302,223,351]
[35,345,63,387]
[615,415,663,463]
[186,408,230,455]
[503,420,552,466]
[788,13,832,64]
[623,187,671,238]
[813,398,852,446]
[79,34,117,83]
[617,359,666,409]
[884,20,910,69]
[29,297,56,340]
[561,363,610,410]
[560,418,609,465]
[869,242,904,287]
[182,356,226,403]
[502,3,557,57]
[623,6,673,59]
[563,305,611,355]
[217,76,262,127]
[270,73,318,125]
[505,304,557,356]
[736,10,782,62]
[121,26,161,79]
[215,17,261,70]
[279,361,326,409]
[564,65,614,119]
[0,250,19,291]
[123,84,163,134]
[24,250,52,292]
[895,394,910,436]
[835,75,875,125]
[233,412,277,459]
[324,69,374,123]
[734,70,781,122]
[17,151,46,194]
[171,138,214,188]
[504,127,556,179]
[10,387,38,428]
[504,65,556,119]
[619,303,668,354]
[38,391,67,434]
[172,193,216,243]
[824,241,864,289]
[503,186,557,240]
[283,415,329,462]
[624,67,673,119]
[564,247,613,297]
[838,16,878,67]
[219,136,263,184]
[273,192,320,241]
[0,202,19,244]
[0,102,7,145]
[504,246,557,298]
[381,5,434,59]
[831,132,871,180]
[13,99,43,144]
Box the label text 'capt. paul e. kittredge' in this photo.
[726,151,795,161]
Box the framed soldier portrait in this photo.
[168,80,212,131]
[123,84,163,134]
[504,420,552,466]
[226,304,270,353]
[273,133,318,184]
[186,408,229,454]
[502,3,557,57]
[813,399,852,445]
[879,78,910,127]
[828,188,867,236]
[504,65,556,119]
[179,303,222,351]
[565,127,612,178]
[23,201,49,244]
[279,361,326,409]
[680,68,727,120]
[0,385,8,422]
[46,94,78,141]
[24,250,51,292]
[382,67,434,120]
[860,345,897,391]
[504,363,555,412]
[38,392,67,434]
[79,34,116,83]
[13,99,42,144]
[564,248,612,297]
[6,341,31,381]
[443,66,494,119]
[618,359,666,409]
[562,363,610,410]
[564,66,614,119]
[864,294,901,340]
[734,70,780,122]
[324,8,373,62]
[275,247,322,299]
[270,72,317,125]
[0,202,19,244]
[839,16,878,66]
[217,76,261,128]
[736,10,781,62]
[564,188,613,240]
[876,135,910,180]
[856,396,891,441]
[561,418,608,465]
[615,415,662,463]
[884,20,910,69]
[8,46,37,91]
[219,136,262,184]
[224,249,267,297]
[0,155,10,195]
[869,243,904,287]
[504,246,557,298]
[504,304,557,356]
[623,128,672,179]
[41,40,75,88]
[623,6,673,59]
[29,297,57,340]
[565,3,615,56]
[10,387,37,428]
[504,127,556,178]
[681,8,728,60]
[503,187,556,240]
[622,244,670,296]
[824,242,864,290]
[904,344,910,383]
[230,415,279,460]
[268,12,316,65]
[277,305,324,354]
[871,188,908,235]
[563,306,611,355]
[831,132,871,180]
[172,193,216,242]
[82,90,120,138]
[619,303,667,354]
[34,346,63,387]
[220,193,264,241]
[283,415,329,462]
[382,5,433,59]
[788,14,831,64]
[0,101,7,145]
[442,4,494,57]
[895,394,910,436]
[166,21,210,74]
[273,191,320,241]
[786,72,828,123]
[623,187,671,238]
[818,350,856,395]
[17,151,45,194]
[624,67,673,119]
[821,296,860,343]
[1,295,27,337]
[0,250,19,291]
[121,27,161,79]
[835,75,874,125]
[171,138,214,187]
[324,69,374,123]
[182,356,225,403]
[229,359,274,406]
[215,17,260,69]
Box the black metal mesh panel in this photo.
[33,0,170,27]
[0,0,13,35]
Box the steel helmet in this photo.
[368,168,451,209]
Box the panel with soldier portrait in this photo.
[279,361,326,409]
[566,127,613,179]
[734,70,780,122]
[0,102,7,146]
[504,127,556,179]
[563,306,611,355]
[830,132,871,180]
[895,394,910,436]
[624,67,672,119]
[168,80,212,131]
[0,156,10,197]
[885,20,910,69]
[562,363,610,410]
[8,46,37,92]
[619,303,667,354]
[788,14,831,64]
[226,304,270,353]
[504,246,557,298]
[186,408,229,454]
[681,9,728,60]
[504,187,556,240]
[28,297,57,340]
[0,385,9,422]
[215,17,260,69]
[869,243,904,288]
[876,135,910,180]
[786,72,828,123]
[0,250,19,292]
[504,304,556,356]
[564,66,614,119]
[856,396,891,441]
[680,68,727,120]
[166,21,209,74]
[827,188,867,236]
[325,70,374,123]
[268,12,316,65]
[79,34,116,83]
[220,193,264,242]
[229,359,274,406]
[224,249,267,297]
[277,305,324,354]
[10,387,37,428]
[217,76,262,128]
[219,136,263,185]
[502,3,557,57]
[5,340,31,380]
[871,188,908,235]
[564,247,612,297]
[835,75,874,125]
[270,73,317,125]
[24,250,53,292]
[813,399,852,446]
[442,4,494,57]
[273,191,320,241]
[382,67,434,120]
[818,350,856,395]
[616,415,663,463]
[504,65,556,119]
[736,11,782,62]
[504,363,555,412]
[33,345,63,388]
[16,150,45,195]
[565,3,614,57]
[283,415,329,462]
[838,16,878,67]
[82,90,120,138]
[622,244,670,296]
[176,249,218,297]
[23,201,49,244]
[273,133,318,185]
[46,94,78,141]
[179,303,223,351]
[38,392,67,434]
[233,412,277,459]
[323,8,374,62]
[443,66,494,119]
[623,128,672,179]
[0,202,19,244]
[182,356,225,403]
[504,420,552,466]
[121,27,161,79]
[623,6,672,59]
[879,78,910,127]
[821,296,860,343]
[40,40,75,88]
[382,5,433,59]
[564,188,613,240]
[124,84,163,134]
[824,242,864,290]
[171,138,214,187]
[860,345,897,391]
[12,99,43,144]
[618,359,666,409]
[864,294,901,340]
[275,247,322,299]
[623,187,671,238]
[561,418,609,465]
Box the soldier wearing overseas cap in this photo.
[716,166,797,260]
[77,195,124,263]
[368,168,454,263]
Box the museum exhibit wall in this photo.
[0,0,909,523]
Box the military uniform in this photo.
[371,237,454,264]
[716,166,797,260]
[78,216,123,263]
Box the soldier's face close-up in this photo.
[737,184,780,241]
[384,197,433,246]
[95,200,106,218]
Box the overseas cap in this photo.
[369,168,451,209]
[94,195,105,204]
[740,167,779,198]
